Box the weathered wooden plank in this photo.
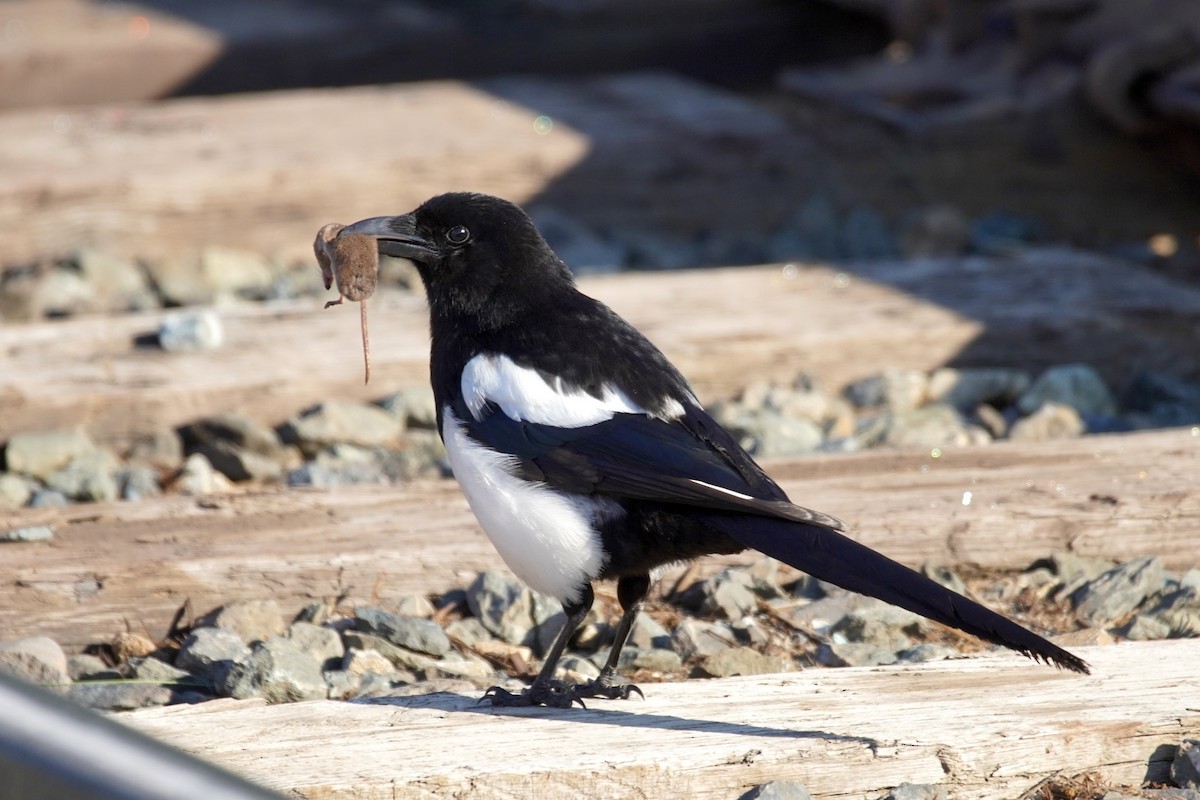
[5,251,1200,448]
[2,426,1195,649]
[117,639,1200,800]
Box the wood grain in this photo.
[118,639,1200,800]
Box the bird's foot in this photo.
[480,675,643,709]
[481,679,587,709]
[575,675,643,701]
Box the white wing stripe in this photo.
[461,353,646,427]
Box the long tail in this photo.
[700,513,1090,674]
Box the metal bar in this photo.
[0,672,286,800]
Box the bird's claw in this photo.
[481,681,587,709]
[480,676,643,709]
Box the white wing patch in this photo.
[461,353,647,427]
[442,408,617,602]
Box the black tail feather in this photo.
[702,513,1090,674]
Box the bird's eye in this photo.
[446,225,471,245]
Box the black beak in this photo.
[340,214,438,263]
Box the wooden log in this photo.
[2,426,1195,650]
[117,639,1200,800]
[4,251,1200,448]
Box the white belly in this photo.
[441,409,614,602]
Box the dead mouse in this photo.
[314,223,379,383]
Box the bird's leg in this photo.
[482,584,594,709]
[574,574,650,701]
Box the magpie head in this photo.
[341,192,574,326]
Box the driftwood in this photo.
[118,639,1200,800]
[2,425,1196,650]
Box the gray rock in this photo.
[71,248,156,312]
[1118,613,1172,641]
[444,617,492,648]
[342,647,401,679]
[618,646,683,673]
[143,255,214,306]
[527,593,566,657]
[125,656,193,684]
[1018,364,1117,417]
[221,636,327,702]
[175,627,251,685]
[628,614,672,650]
[125,428,184,470]
[465,570,536,645]
[557,655,601,682]
[181,412,289,459]
[284,400,403,453]
[28,489,68,508]
[887,783,949,800]
[922,563,967,595]
[839,206,896,260]
[4,427,98,480]
[426,651,495,685]
[69,682,174,711]
[342,632,435,676]
[1125,371,1200,428]
[815,641,899,667]
[831,605,924,650]
[884,404,980,449]
[324,669,364,699]
[697,647,792,678]
[199,246,277,300]
[0,473,33,510]
[1009,402,1085,442]
[1071,556,1165,625]
[844,370,928,412]
[355,607,451,657]
[733,411,825,458]
[742,557,788,600]
[730,618,770,648]
[788,593,877,636]
[286,448,389,488]
[158,309,224,352]
[623,231,700,270]
[1049,551,1114,598]
[1174,739,1200,790]
[200,599,286,644]
[0,636,70,690]
[970,213,1044,254]
[286,622,345,669]
[530,207,625,275]
[700,569,759,620]
[740,780,812,800]
[380,387,437,430]
[117,464,162,501]
[68,654,118,681]
[672,619,736,660]
[46,448,120,502]
[193,440,284,482]
[971,403,1009,439]
[33,264,95,317]
[373,432,448,482]
[896,643,960,664]
[174,452,232,495]
[901,205,971,258]
[927,367,1031,410]
[770,194,840,262]
[2,524,53,542]
[387,594,436,618]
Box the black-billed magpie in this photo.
[339,192,1089,708]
